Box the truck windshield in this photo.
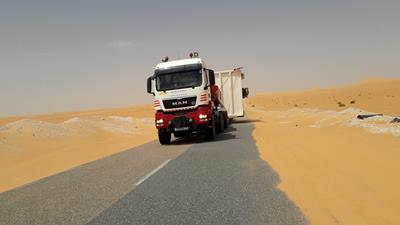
[156,70,202,91]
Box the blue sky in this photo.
[1,0,399,116]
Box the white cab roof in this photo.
[155,58,204,70]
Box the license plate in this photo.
[175,127,189,131]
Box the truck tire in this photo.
[216,114,224,133]
[206,118,216,140]
[158,130,171,145]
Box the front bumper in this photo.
[155,106,212,132]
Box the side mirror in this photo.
[208,69,215,86]
[147,76,153,94]
[242,87,249,99]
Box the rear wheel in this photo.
[205,118,216,140]
[216,113,224,133]
[158,130,171,145]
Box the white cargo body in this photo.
[214,68,245,118]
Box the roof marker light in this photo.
[162,56,169,62]
[189,52,199,58]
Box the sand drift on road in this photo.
[248,78,400,225]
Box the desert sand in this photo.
[0,105,156,192]
[247,78,400,225]
[1,78,400,225]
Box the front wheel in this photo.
[158,130,171,145]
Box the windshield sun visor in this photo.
[155,63,202,76]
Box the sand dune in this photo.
[0,104,153,125]
[247,78,400,116]
[0,105,156,192]
[258,107,400,137]
[248,78,400,225]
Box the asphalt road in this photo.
[0,122,308,225]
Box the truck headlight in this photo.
[199,114,207,119]
[199,114,208,122]
[156,119,164,126]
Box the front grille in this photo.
[170,116,190,128]
[163,97,197,109]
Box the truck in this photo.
[146,52,248,145]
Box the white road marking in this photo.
[135,159,171,186]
